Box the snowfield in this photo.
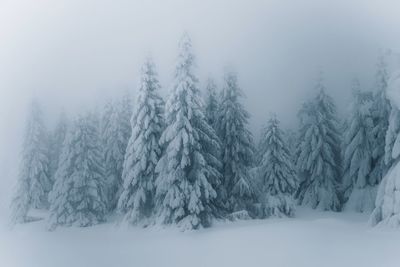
[1,208,399,267]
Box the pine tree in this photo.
[342,82,376,212]
[371,55,390,179]
[296,77,341,211]
[11,101,52,223]
[100,94,132,211]
[119,91,133,149]
[216,71,256,213]
[48,112,106,229]
[370,70,400,227]
[48,111,69,181]
[117,58,164,224]
[257,115,297,218]
[154,33,222,230]
[284,129,298,160]
[204,78,219,129]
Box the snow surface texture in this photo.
[2,208,400,267]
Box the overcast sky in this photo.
[1,0,400,221]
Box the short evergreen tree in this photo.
[216,71,256,213]
[342,83,376,212]
[117,57,164,224]
[11,101,52,223]
[100,94,132,211]
[48,112,106,229]
[296,77,341,211]
[204,78,219,129]
[154,33,222,230]
[257,115,297,218]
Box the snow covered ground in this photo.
[1,208,399,267]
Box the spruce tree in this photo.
[371,55,390,179]
[342,82,376,212]
[284,129,298,160]
[257,115,297,218]
[117,58,164,224]
[204,78,219,129]
[48,112,106,229]
[48,111,69,181]
[154,33,222,230]
[216,71,256,213]
[11,101,52,223]
[370,71,400,227]
[296,77,341,211]
[100,95,132,211]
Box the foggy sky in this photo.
[1,0,400,222]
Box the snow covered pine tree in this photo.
[100,94,132,211]
[257,114,297,218]
[296,75,342,211]
[11,100,52,223]
[48,111,69,182]
[48,112,107,229]
[371,55,391,177]
[342,81,376,212]
[154,33,222,230]
[117,57,164,225]
[204,78,219,129]
[216,71,256,216]
[370,70,400,227]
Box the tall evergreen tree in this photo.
[296,76,342,211]
[100,94,132,211]
[119,91,133,149]
[48,111,69,182]
[284,129,298,161]
[48,112,106,229]
[117,58,164,224]
[370,71,400,227]
[342,82,376,212]
[257,115,297,218]
[371,55,391,179]
[154,33,222,230]
[11,101,52,223]
[204,78,219,129]
[216,71,256,213]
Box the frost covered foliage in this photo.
[100,94,132,211]
[48,113,106,229]
[11,101,52,223]
[370,71,400,227]
[257,115,297,218]
[154,34,222,230]
[117,58,164,225]
[296,79,341,211]
[342,85,376,212]
[371,56,390,179]
[48,112,69,182]
[204,78,219,129]
[216,71,256,213]
[284,129,298,161]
